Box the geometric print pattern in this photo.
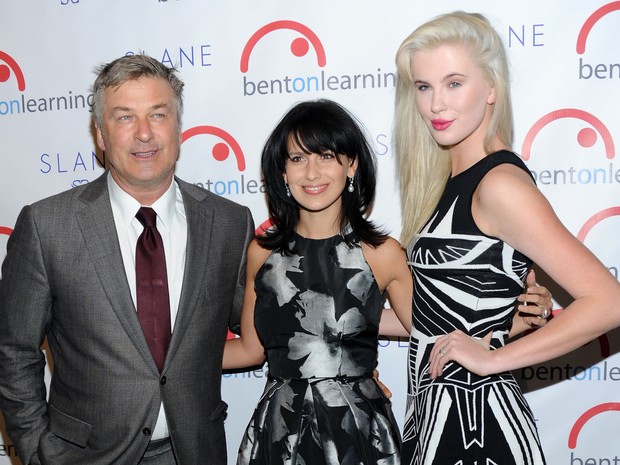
[401,152,546,464]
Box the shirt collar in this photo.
[107,172,177,231]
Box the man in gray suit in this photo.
[0,54,254,464]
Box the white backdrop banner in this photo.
[1,1,619,464]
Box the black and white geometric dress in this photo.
[401,151,546,464]
[237,228,401,465]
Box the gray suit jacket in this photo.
[0,173,254,465]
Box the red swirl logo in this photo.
[521,109,615,160]
[576,2,620,54]
[181,125,246,171]
[0,51,26,91]
[240,20,326,73]
[568,402,620,448]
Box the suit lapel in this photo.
[164,179,214,368]
[76,174,156,370]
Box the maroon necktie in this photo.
[135,207,171,372]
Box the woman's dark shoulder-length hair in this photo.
[258,98,388,253]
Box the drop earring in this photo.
[285,183,291,197]
[347,177,354,193]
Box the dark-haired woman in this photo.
[223,99,410,465]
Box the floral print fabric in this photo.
[237,230,401,465]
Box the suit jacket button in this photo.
[160,376,167,385]
[143,428,152,437]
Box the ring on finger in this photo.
[439,348,446,357]
[538,306,550,319]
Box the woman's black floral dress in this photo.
[236,229,401,465]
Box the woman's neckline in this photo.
[294,224,353,241]
[450,150,512,179]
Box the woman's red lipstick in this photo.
[431,119,453,130]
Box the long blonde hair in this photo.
[394,11,514,245]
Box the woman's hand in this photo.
[513,269,552,335]
[429,330,494,379]
[373,369,392,398]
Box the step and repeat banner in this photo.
[1,1,619,463]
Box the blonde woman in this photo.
[394,11,620,464]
